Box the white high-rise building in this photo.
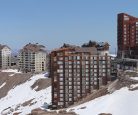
[18,43,47,73]
[0,45,11,69]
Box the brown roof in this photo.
[0,44,11,50]
[52,43,97,55]
[20,43,46,53]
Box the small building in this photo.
[18,43,47,73]
[50,43,112,109]
[82,40,110,55]
[0,44,11,69]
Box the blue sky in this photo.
[0,0,138,53]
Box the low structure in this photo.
[50,43,112,109]
[82,41,110,55]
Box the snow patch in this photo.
[130,84,138,89]
[1,69,21,74]
[9,74,15,76]
[130,77,138,81]
[0,82,6,89]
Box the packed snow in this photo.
[68,87,138,115]
[0,73,51,115]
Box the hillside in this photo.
[0,69,138,115]
[0,69,51,115]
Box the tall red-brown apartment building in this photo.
[50,43,111,109]
[117,13,138,59]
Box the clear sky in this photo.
[0,0,138,53]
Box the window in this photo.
[59,65,63,69]
[57,61,63,64]
[94,69,97,72]
[60,98,63,101]
[69,61,72,64]
[86,73,89,76]
[86,61,89,64]
[69,65,72,68]
[102,69,106,72]
[60,86,63,89]
[94,65,97,68]
[77,56,80,60]
[60,78,63,81]
[58,102,64,105]
[69,73,72,77]
[59,57,63,60]
[59,73,63,77]
[86,69,89,72]
[94,57,97,60]
[60,90,63,93]
[69,86,72,89]
[103,73,106,76]
[69,82,72,85]
[60,94,63,97]
[69,98,72,101]
[102,65,105,68]
[54,93,57,97]
[94,82,97,85]
[69,56,72,60]
[94,73,97,76]
[60,82,63,85]
[57,69,63,73]
[124,15,129,20]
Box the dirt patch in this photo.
[31,78,51,91]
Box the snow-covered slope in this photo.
[67,87,138,115]
[0,72,51,115]
[1,69,138,115]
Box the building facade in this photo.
[18,43,47,73]
[50,44,111,109]
[117,13,138,59]
[0,45,11,69]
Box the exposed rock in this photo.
[22,99,34,107]
[79,106,86,109]
[99,113,112,115]
[31,78,51,91]
[13,112,22,115]
[29,109,77,115]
